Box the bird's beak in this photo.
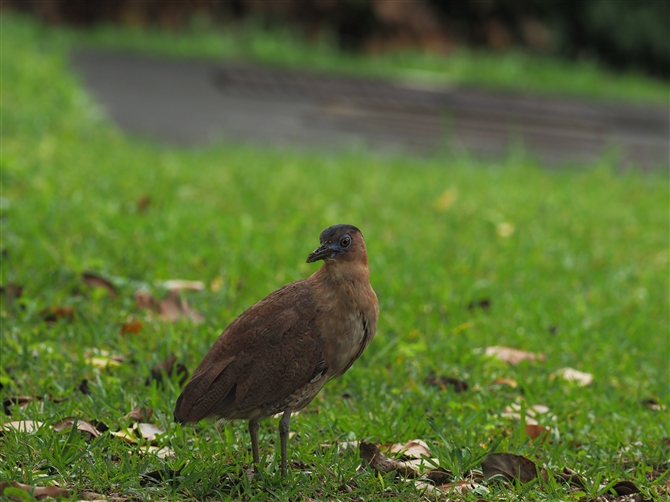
[306,243,336,263]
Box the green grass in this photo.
[2,12,669,501]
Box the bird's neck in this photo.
[317,260,370,287]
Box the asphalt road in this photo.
[71,49,669,169]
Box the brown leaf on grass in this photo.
[467,298,491,312]
[0,481,70,500]
[135,289,204,323]
[555,466,586,489]
[485,346,545,365]
[78,379,92,395]
[41,305,74,324]
[359,441,419,478]
[481,453,547,483]
[162,279,205,291]
[82,271,117,297]
[110,422,165,443]
[137,195,151,212]
[387,439,432,459]
[0,282,23,302]
[125,406,153,423]
[641,398,665,411]
[146,353,189,387]
[158,290,204,322]
[52,417,101,439]
[1,421,44,433]
[491,378,518,388]
[424,467,453,484]
[425,371,469,392]
[525,423,550,441]
[612,480,641,496]
[85,349,126,369]
[3,396,36,415]
[552,367,593,386]
[120,319,144,336]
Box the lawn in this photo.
[1,13,669,501]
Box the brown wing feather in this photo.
[174,278,324,422]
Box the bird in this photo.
[174,224,378,473]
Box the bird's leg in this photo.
[279,410,292,474]
[248,419,260,470]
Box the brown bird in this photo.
[174,224,378,473]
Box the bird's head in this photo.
[306,224,368,265]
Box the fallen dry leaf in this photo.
[146,353,189,387]
[82,271,117,297]
[0,481,70,500]
[467,298,491,312]
[555,466,586,489]
[110,422,165,444]
[162,279,205,291]
[3,395,37,414]
[641,398,665,411]
[491,378,518,388]
[360,441,419,478]
[139,445,175,459]
[136,289,204,323]
[433,187,458,211]
[382,439,432,460]
[485,346,545,365]
[78,379,92,395]
[125,406,153,423]
[425,371,469,393]
[1,421,44,433]
[525,423,550,441]
[158,290,204,322]
[481,452,547,484]
[137,195,151,212]
[52,417,101,439]
[120,319,144,336]
[41,305,74,324]
[85,349,125,369]
[552,367,593,386]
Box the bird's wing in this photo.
[174,279,324,422]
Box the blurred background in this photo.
[3,0,669,168]
[6,0,670,77]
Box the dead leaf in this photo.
[0,283,23,303]
[359,441,419,478]
[423,467,453,484]
[436,480,480,495]
[485,346,545,365]
[552,367,593,386]
[388,439,432,459]
[136,289,204,323]
[425,371,469,392]
[158,290,204,322]
[41,305,74,324]
[140,445,175,459]
[0,481,70,500]
[641,398,665,411]
[491,378,518,388]
[85,349,126,369]
[78,379,92,395]
[555,467,586,489]
[146,353,189,386]
[161,280,205,291]
[120,319,144,336]
[135,290,157,310]
[612,480,640,496]
[1,421,44,433]
[136,423,165,441]
[481,453,547,484]
[3,396,36,414]
[125,406,153,422]
[433,187,458,211]
[82,272,117,297]
[52,417,101,438]
[525,423,550,441]
[137,195,151,212]
[467,298,491,312]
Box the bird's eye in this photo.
[340,236,351,248]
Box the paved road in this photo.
[71,50,669,169]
